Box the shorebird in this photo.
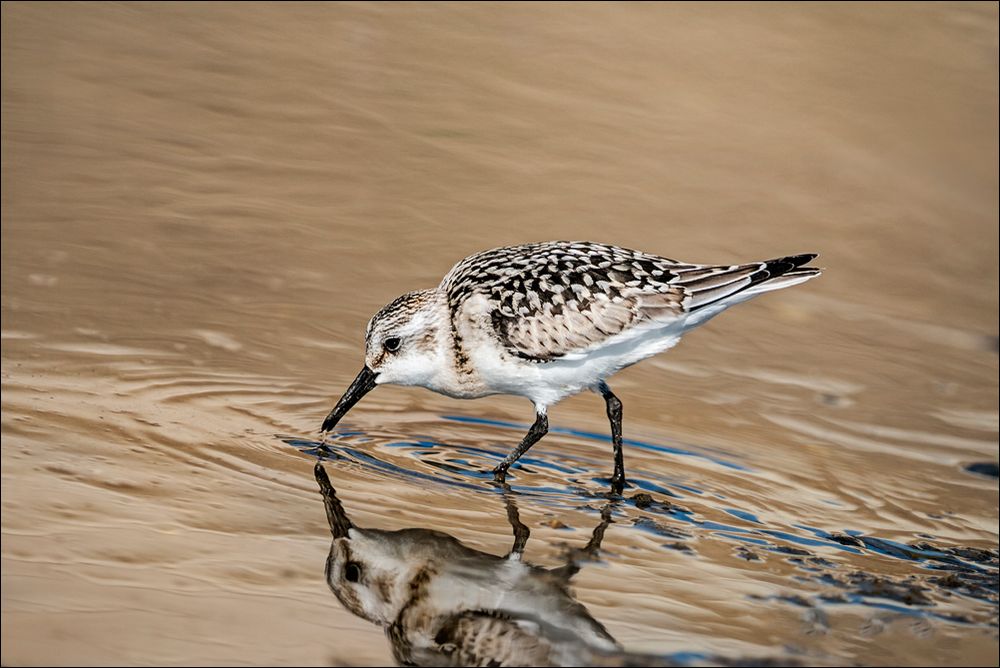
[321,241,821,493]
[313,462,639,666]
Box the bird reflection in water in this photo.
[313,462,668,667]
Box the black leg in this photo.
[492,412,548,482]
[551,501,615,580]
[598,382,625,494]
[498,482,530,559]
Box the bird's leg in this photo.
[551,501,615,580]
[582,502,614,555]
[498,482,530,560]
[598,381,626,494]
[492,412,548,483]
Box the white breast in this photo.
[463,301,685,409]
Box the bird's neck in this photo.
[414,290,487,398]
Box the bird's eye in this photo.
[383,336,402,353]
[344,562,362,583]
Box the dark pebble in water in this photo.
[628,492,688,514]
[964,462,999,478]
[807,556,837,568]
[631,492,655,509]
[736,546,761,561]
[663,541,694,553]
[925,567,1000,603]
[910,541,999,564]
[828,533,864,547]
[788,556,837,570]
[773,545,812,556]
[847,572,933,606]
[778,594,813,608]
[938,612,974,624]
[631,517,691,540]
[949,546,998,563]
[818,392,849,407]
[747,593,814,608]
[933,573,964,589]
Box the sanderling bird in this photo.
[322,241,821,493]
[314,462,636,667]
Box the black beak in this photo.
[321,366,378,432]
[315,463,353,539]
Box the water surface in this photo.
[2,3,997,666]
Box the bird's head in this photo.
[315,463,410,625]
[321,289,447,433]
[315,463,472,627]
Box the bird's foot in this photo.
[491,465,509,484]
[607,474,626,497]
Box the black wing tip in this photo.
[763,253,821,277]
[771,253,818,267]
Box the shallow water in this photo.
[2,3,998,666]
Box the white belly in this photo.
[469,324,683,409]
[452,294,700,409]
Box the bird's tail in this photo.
[739,254,822,297]
[675,253,821,312]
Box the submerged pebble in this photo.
[963,461,999,478]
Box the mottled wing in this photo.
[443,242,819,362]
[442,241,688,361]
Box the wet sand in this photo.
[2,3,997,666]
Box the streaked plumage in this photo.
[322,241,821,493]
[442,242,815,363]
